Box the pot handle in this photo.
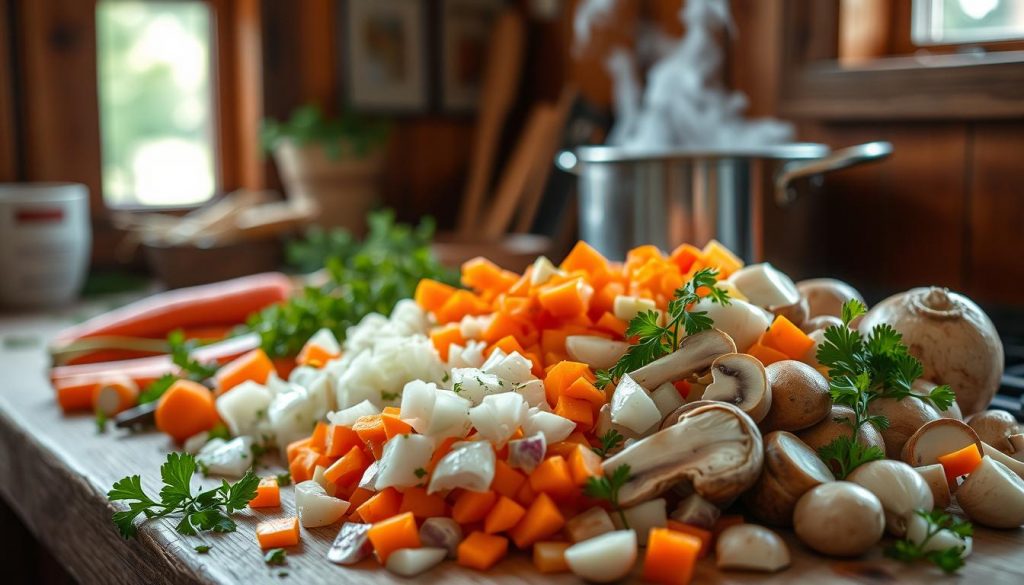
[774,141,893,206]
[554,150,581,175]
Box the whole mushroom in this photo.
[796,278,865,320]
[744,431,835,527]
[847,460,934,537]
[867,396,941,459]
[701,353,772,423]
[858,287,1004,416]
[967,410,1021,455]
[793,482,885,557]
[759,360,831,432]
[796,405,885,453]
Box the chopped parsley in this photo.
[583,464,631,527]
[264,548,288,566]
[885,510,972,574]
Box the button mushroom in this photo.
[800,314,843,334]
[629,329,736,390]
[793,482,885,557]
[866,396,941,459]
[715,524,791,573]
[955,455,1024,529]
[847,460,933,537]
[858,287,1004,416]
[759,360,831,432]
[743,431,835,526]
[701,353,772,423]
[670,493,720,530]
[901,418,982,469]
[796,278,865,320]
[564,530,638,583]
[979,441,1024,481]
[967,410,1021,456]
[796,405,885,453]
[601,402,763,508]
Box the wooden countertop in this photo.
[2,310,1023,585]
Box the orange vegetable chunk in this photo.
[430,323,466,362]
[356,487,403,524]
[555,395,594,429]
[560,241,610,279]
[509,493,565,549]
[325,425,361,458]
[529,456,577,500]
[381,414,413,440]
[323,445,369,486]
[452,489,498,524]
[249,476,281,509]
[154,379,217,443]
[457,531,509,571]
[563,377,606,409]
[568,444,603,486]
[533,541,571,573]
[491,459,527,500]
[399,486,448,519]
[484,496,527,534]
[214,348,274,395]
[368,511,421,563]
[761,316,815,358]
[643,527,702,585]
[462,256,519,293]
[538,279,593,318]
[543,361,595,406]
[938,443,984,482]
[256,516,300,549]
[309,421,329,453]
[747,342,790,367]
[666,520,712,557]
[414,278,458,312]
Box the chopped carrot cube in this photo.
[938,443,983,482]
[538,279,593,318]
[462,256,519,293]
[430,323,466,362]
[458,531,509,571]
[381,414,413,440]
[643,527,702,585]
[484,496,527,535]
[560,241,610,279]
[368,511,421,563]
[509,493,565,549]
[529,456,577,501]
[256,516,299,549]
[356,487,403,524]
[533,541,571,573]
[543,361,595,405]
[286,437,312,462]
[414,278,458,312]
[249,477,281,508]
[555,395,594,430]
[214,349,274,395]
[666,520,712,557]
[563,377,606,409]
[323,445,369,486]
[309,421,329,453]
[452,489,498,524]
[761,315,814,358]
[491,459,527,500]
[325,425,361,458]
[399,486,448,519]
[568,444,603,486]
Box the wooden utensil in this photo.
[455,8,525,235]
[480,104,557,239]
[514,87,578,233]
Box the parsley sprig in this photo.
[591,430,625,458]
[583,464,631,527]
[815,300,956,477]
[595,269,730,389]
[108,452,259,539]
[885,510,972,574]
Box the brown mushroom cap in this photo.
[743,431,835,526]
[967,410,1020,455]
[770,297,809,329]
[701,353,772,423]
[796,405,885,453]
[796,278,865,320]
[901,418,982,468]
[602,402,763,507]
[800,315,843,334]
[867,396,941,459]
[793,481,885,557]
[759,360,831,432]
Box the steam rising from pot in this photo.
[575,0,793,150]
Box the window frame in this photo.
[776,0,1024,121]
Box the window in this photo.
[96,0,217,207]
[913,0,1024,45]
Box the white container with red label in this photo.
[0,183,91,309]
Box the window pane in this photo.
[96,1,216,207]
[913,0,1024,45]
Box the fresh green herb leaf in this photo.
[261,105,391,166]
[600,268,730,388]
[452,382,463,394]
[584,464,631,527]
[381,391,400,402]
[885,510,972,574]
[246,211,458,358]
[207,422,232,442]
[95,409,108,434]
[275,472,292,487]
[194,545,211,554]
[816,436,885,479]
[107,452,259,539]
[414,467,427,479]
[841,299,867,325]
[591,429,625,458]
[264,548,288,566]
[139,374,177,405]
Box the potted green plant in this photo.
[262,105,391,236]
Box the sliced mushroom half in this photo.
[601,402,763,508]
[956,456,1024,529]
[629,329,736,390]
[743,431,835,526]
[716,524,790,573]
[701,353,772,423]
[901,418,982,468]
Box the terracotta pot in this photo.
[273,140,385,236]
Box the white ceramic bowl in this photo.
[0,183,91,309]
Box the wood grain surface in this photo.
[1,309,1023,584]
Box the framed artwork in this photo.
[438,0,505,113]
[341,0,429,112]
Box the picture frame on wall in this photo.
[341,0,429,112]
[438,0,505,113]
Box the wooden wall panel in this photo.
[795,122,969,302]
[967,122,1024,306]
[0,0,16,181]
